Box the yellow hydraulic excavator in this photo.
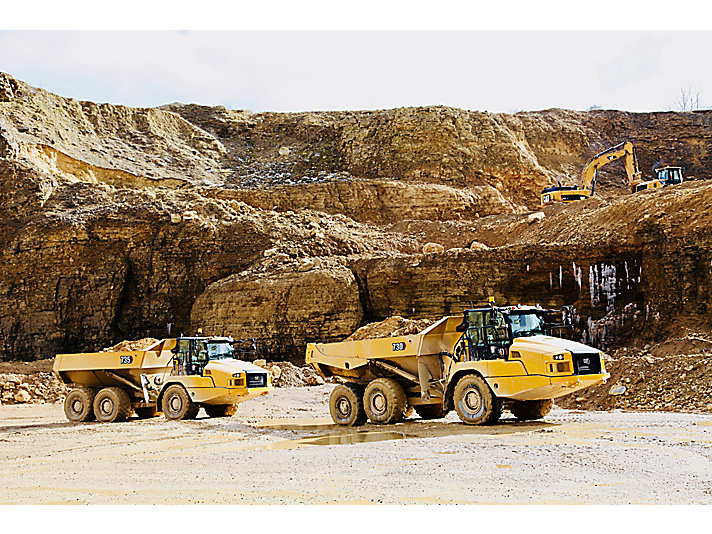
[541,141,641,206]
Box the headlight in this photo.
[553,354,565,361]
[232,372,244,377]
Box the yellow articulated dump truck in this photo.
[54,336,271,423]
[306,303,609,426]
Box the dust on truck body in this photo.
[54,337,271,423]
[306,305,609,426]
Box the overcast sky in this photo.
[0,30,710,113]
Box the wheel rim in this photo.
[463,387,483,415]
[100,397,114,416]
[71,399,83,414]
[336,397,351,418]
[371,391,387,416]
[169,394,182,413]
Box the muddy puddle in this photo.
[266,430,406,450]
[262,417,557,450]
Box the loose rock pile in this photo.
[346,316,435,341]
[0,372,68,405]
[558,339,712,413]
[101,338,159,352]
[255,360,326,387]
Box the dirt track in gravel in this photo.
[2,384,712,504]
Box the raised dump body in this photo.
[307,305,609,426]
[54,337,271,423]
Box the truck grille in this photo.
[246,372,267,388]
[571,352,601,375]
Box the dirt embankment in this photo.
[2,71,712,366]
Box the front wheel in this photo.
[453,375,501,425]
[161,385,200,420]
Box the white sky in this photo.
[1,4,711,113]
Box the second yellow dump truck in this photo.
[54,336,271,423]
[307,304,609,426]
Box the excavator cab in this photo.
[655,166,684,186]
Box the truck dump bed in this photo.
[306,316,459,383]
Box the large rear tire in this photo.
[93,387,132,423]
[414,403,447,420]
[329,383,367,426]
[205,404,238,418]
[364,378,407,424]
[161,385,200,421]
[510,399,553,421]
[453,375,501,426]
[64,387,96,423]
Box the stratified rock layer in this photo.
[1,71,712,362]
[191,260,363,360]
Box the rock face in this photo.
[191,260,363,360]
[2,71,712,364]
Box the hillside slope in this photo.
[1,71,711,362]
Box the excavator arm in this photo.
[579,141,641,193]
[541,140,642,206]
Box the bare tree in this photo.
[674,86,702,111]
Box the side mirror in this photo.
[456,319,469,332]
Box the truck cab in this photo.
[453,305,574,362]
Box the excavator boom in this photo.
[579,141,641,192]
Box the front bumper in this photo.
[501,372,610,401]
[189,386,272,404]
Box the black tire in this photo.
[204,404,238,418]
[510,399,553,421]
[414,403,447,420]
[329,383,367,426]
[453,375,500,426]
[134,406,159,419]
[364,378,407,424]
[161,384,200,421]
[64,387,96,423]
[93,387,132,423]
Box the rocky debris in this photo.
[527,211,545,223]
[254,361,325,388]
[0,73,19,102]
[422,242,445,254]
[608,384,626,396]
[102,338,159,352]
[469,241,490,251]
[346,316,435,341]
[0,372,68,405]
[558,337,712,413]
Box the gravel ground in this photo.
[1,384,712,504]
